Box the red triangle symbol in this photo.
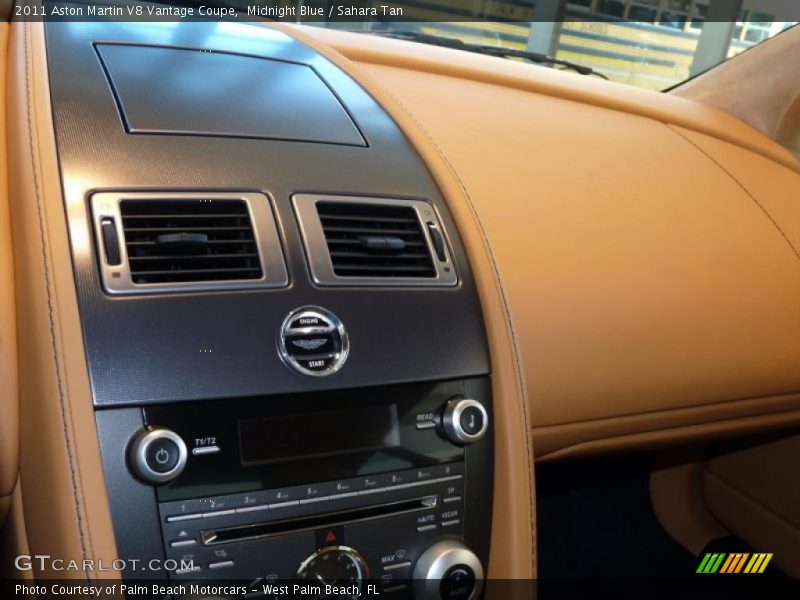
[324,530,337,543]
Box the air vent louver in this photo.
[120,199,263,284]
[316,202,436,278]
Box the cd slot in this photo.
[201,494,438,546]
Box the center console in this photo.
[44,16,494,600]
[105,378,491,598]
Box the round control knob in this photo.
[442,397,488,445]
[413,540,484,600]
[128,427,188,484]
[297,545,368,597]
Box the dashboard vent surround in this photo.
[120,199,262,284]
[317,202,436,278]
[91,192,288,294]
[293,195,458,287]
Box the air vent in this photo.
[91,192,288,294]
[317,202,436,278]
[120,199,262,284]
[292,195,458,287]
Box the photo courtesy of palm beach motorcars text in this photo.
[15,583,381,598]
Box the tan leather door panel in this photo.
[0,21,19,523]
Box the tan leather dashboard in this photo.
[288,26,800,461]
[3,19,799,582]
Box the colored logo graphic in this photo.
[697,553,773,574]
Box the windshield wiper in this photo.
[367,30,609,80]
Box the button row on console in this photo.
[160,459,467,519]
[165,473,462,523]
[234,475,461,516]
[163,463,463,522]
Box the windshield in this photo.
[300,0,797,91]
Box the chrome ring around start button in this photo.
[278,306,349,377]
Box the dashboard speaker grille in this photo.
[120,198,263,284]
[316,201,436,278]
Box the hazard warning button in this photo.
[315,525,345,548]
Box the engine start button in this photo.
[278,306,349,377]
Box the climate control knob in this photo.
[297,545,368,596]
[128,427,188,484]
[441,397,488,445]
[413,540,484,600]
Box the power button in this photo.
[129,428,188,484]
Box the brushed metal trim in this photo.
[90,191,288,295]
[412,540,484,600]
[292,194,458,287]
[129,427,188,484]
[296,545,370,580]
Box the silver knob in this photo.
[128,427,188,484]
[413,540,484,600]
[442,397,488,445]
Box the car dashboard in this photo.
[0,11,799,593]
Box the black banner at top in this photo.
[9,0,800,23]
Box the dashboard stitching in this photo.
[317,42,800,174]
[667,124,800,262]
[538,408,800,461]
[24,23,92,579]
[335,62,538,575]
[536,390,800,429]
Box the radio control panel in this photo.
[159,463,466,589]
[160,462,464,524]
[99,378,492,599]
